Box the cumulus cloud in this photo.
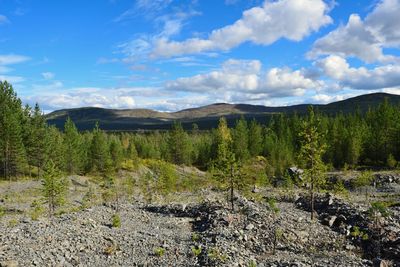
[166,59,323,98]
[0,54,30,65]
[27,87,140,110]
[318,55,400,90]
[150,0,332,58]
[0,75,25,83]
[309,0,400,63]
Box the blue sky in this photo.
[1,0,400,112]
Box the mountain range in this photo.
[46,92,400,131]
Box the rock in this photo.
[328,216,337,227]
[0,261,18,267]
[373,258,390,267]
[245,223,255,231]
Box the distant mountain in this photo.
[46,92,400,131]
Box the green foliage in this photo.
[368,201,390,218]
[298,107,327,220]
[387,154,397,169]
[350,226,369,241]
[191,245,202,257]
[41,160,68,217]
[64,117,83,174]
[232,117,250,161]
[112,213,121,228]
[191,233,200,242]
[248,260,257,267]
[0,206,5,218]
[168,121,192,165]
[266,197,280,214]
[145,159,178,195]
[212,117,240,211]
[154,247,166,257]
[353,171,374,188]
[30,200,44,220]
[90,123,111,173]
[2,80,400,187]
[109,135,124,171]
[0,81,27,180]
[207,247,227,263]
[81,186,96,209]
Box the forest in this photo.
[1,80,400,182]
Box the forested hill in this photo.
[46,92,400,131]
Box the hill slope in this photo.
[46,92,400,131]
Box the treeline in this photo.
[1,81,400,181]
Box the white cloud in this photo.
[41,72,55,80]
[0,15,10,25]
[309,0,400,63]
[318,55,400,90]
[151,0,332,58]
[0,54,30,65]
[166,59,323,98]
[114,0,173,22]
[0,75,25,83]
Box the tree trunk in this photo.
[230,165,234,212]
[311,182,315,220]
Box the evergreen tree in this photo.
[90,123,110,173]
[45,126,65,170]
[63,117,82,174]
[42,160,68,217]
[0,81,27,180]
[109,135,124,171]
[298,107,326,220]
[248,119,263,157]
[167,121,192,165]
[232,117,250,161]
[25,104,47,178]
[213,117,239,211]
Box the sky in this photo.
[1,0,400,112]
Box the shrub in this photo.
[112,213,121,228]
[30,200,44,220]
[191,246,202,257]
[154,247,165,257]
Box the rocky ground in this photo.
[0,171,399,266]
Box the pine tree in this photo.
[248,119,263,157]
[45,126,65,170]
[109,135,123,171]
[0,81,27,180]
[26,103,47,178]
[42,160,68,217]
[63,117,82,174]
[90,122,110,173]
[298,107,326,220]
[168,121,192,165]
